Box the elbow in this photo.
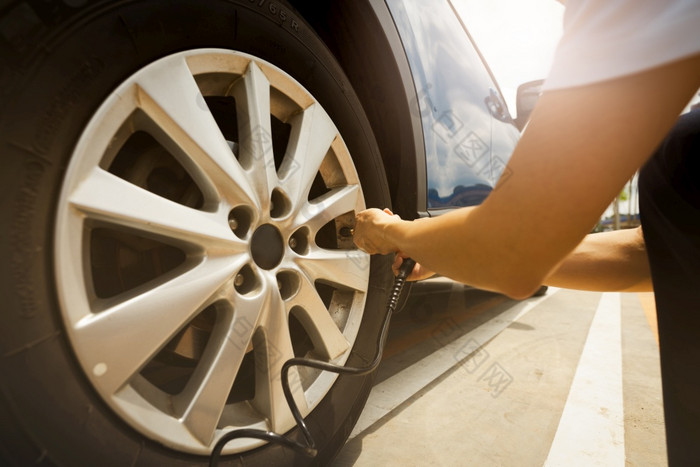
[501,282,543,300]
[495,270,546,300]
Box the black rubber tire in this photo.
[0,1,393,465]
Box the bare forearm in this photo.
[545,227,652,292]
[386,206,553,298]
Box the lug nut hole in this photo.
[270,189,291,218]
[229,207,253,239]
[276,271,300,300]
[289,228,310,255]
[234,264,259,295]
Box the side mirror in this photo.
[514,79,544,131]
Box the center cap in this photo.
[251,224,284,270]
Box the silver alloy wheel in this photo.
[54,49,370,455]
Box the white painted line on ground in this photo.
[545,292,625,467]
[350,287,561,439]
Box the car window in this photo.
[386,0,518,210]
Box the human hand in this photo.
[353,208,402,255]
[392,254,435,281]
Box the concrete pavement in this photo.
[334,280,665,466]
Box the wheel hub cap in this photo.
[251,224,284,270]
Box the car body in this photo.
[295,0,520,216]
[0,0,522,464]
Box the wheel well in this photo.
[288,0,425,218]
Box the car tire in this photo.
[0,1,393,465]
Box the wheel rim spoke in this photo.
[70,168,244,252]
[296,248,370,292]
[230,62,278,210]
[253,279,309,432]
[73,256,243,395]
[135,55,257,207]
[297,185,361,233]
[281,103,338,210]
[176,291,265,445]
[288,276,350,360]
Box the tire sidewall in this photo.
[0,1,392,465]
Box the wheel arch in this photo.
[0,0,427,219]
[288,0,426,219]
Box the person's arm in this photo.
[544,226,651,292]
[354,54,700,298]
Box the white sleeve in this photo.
[544,0,700,90]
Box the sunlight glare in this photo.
[452,0,564,112]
